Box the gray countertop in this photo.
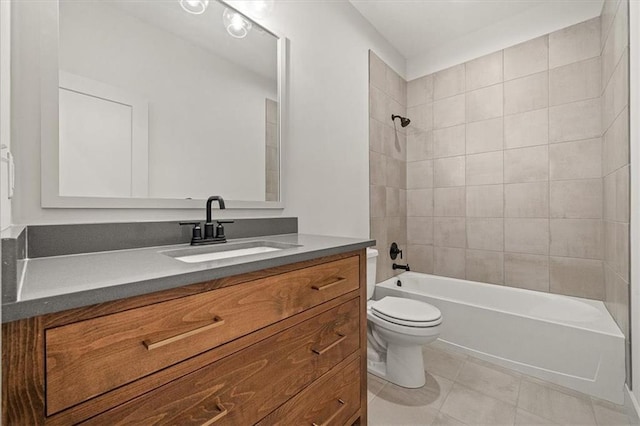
[2,233,374,323]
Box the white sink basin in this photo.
[162,241,300,264]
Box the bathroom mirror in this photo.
[42,0,286,209]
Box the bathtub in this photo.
[375,272,626,403]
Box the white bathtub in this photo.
[375,272,626,403]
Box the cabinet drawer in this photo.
[258,357,361,426]
[45,255,359,415]
[80,298,360,425]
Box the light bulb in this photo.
[222,8,252,39]
[180,0,209,15]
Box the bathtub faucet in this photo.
[392,263,410,271]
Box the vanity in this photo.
[2,225,372,425]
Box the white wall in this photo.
[630,0,640,412]
[11,0,404,237]
[407,1,603,80]
[1,0,11,231]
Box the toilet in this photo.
[366,248,442,388]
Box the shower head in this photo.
[391,114,411,128]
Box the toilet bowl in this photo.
[366,248,442,388]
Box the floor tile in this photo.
[515,408,559,425]
[592,398,633,426]
[375,371,454,411]
[518,378,597,425]
[440,383,517,425]
[455,358,521,405]
[432,412,467,426]
[368,373,388,402]
[368,394,439,426]
[423,345,467,381]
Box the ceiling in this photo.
[350,0,604,67]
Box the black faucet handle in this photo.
[179,221,202,242]
[214,220,233,239]
[216,220,234,224]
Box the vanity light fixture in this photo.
[180,0,209,15]
[222,7,252,38]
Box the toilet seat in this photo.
[371,297,442,327]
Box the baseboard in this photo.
[625,385,640,421]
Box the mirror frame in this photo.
[40,0,287,209]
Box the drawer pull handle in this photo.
[312,333,347,355]
[312,399,346,426]
[202,403,228,426]
[311,277,347,291]
[143,316,225,350]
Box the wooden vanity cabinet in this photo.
[2,250,368,425]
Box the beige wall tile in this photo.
[467,218,504,251]
[384,127,406,161]
[434,64,465,100]
[550,179,603,219]
[385,156,403,188]
[600,0,621,49]
[435,156,465,187]
[399,189,407,218]
[504,72,548,115]
[550,219,603,259]
[601,0,628,89]
[504,145,548,183]
[466,84,503,122]
[408,217,433,245]
[504,36,549,81]
[369,151,386,186]
[505,218,549,255]
[386,66,406,105]
[370,216,386,245]
[369,52,386,91]
[466,51,503,91]
[466,184,503,217]
[407,129,433,162]
[549,17,600,68]
[549,57,600,106]
[433,125,465,158]
[604,174,616,221]
[387,216,407,246]
[407,103,433,132]
[504,108,549,149]
[603,107,629,174]
[434,247,466,279]
[466,151,503,185]
[466,117,503,154]
[370,185,386,218]
[505,182,549,218]
[407,160,433,189]
[407,244,434,274]
[407,74,434,107]
[549,138,602,180]
[434,187,466,217]
[602,51,629,131]
[386,187,400,217]
[615,222,629,282]
[434,217,466,248]
[615,165,630,223]
[433,94,466,129]
[549,98,601,143]
[369,118,385,153]
[370,85,389,123]
[407,189,434,217]
[504,253,550,292]
[550,257,604,300]
[466,250,504,284]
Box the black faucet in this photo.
[180,196,234,245]
[393,263,411,271]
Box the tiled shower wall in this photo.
[369,52,408,282]
[601,0,631,382]
[404,17,611,300]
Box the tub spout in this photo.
[392,263,410,271]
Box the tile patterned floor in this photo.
[368,343,640,426]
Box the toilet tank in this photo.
[366,248,378,300]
